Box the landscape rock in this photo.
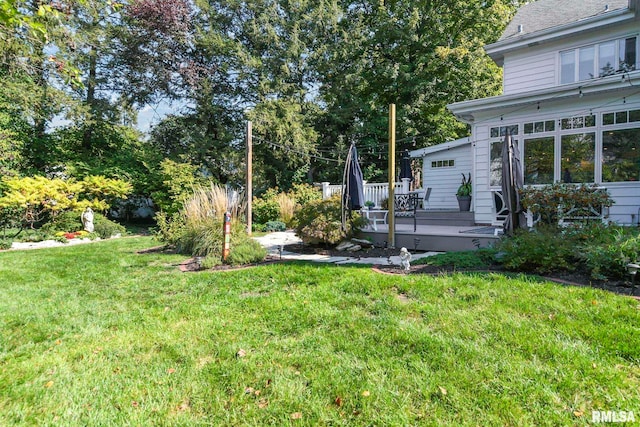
[351,238,374,248]
[346,244,362,252]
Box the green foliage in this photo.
[520,184,614,225]
[289,183,321,206]
[93,214,126,239]
[292,195,366,245]
[252,188,281,225]
[495,225,578,274]
[0,239,11,250]
[456,173,472,197]
[580,228,640,280]
[151,159,206,215]
[227,238,267,266]
[264,221,286,232]
[45,210,83,233]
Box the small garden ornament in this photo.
[81,207,94,233]
[399,247,412,271]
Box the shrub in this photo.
[252,223,267,233]
[265,220,286,232]
[288,183,321,206]
[580,228,640,280]
[45,210,83,232]
[93,213,126,239]
[252,188,280,224]
[227,238,267,266]
[292,195,366,245]
[495,225,578,274]
[520,183,613,225]
[0,239,11,250]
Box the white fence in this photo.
[320,179,411,208]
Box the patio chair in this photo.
[394,193,419,231]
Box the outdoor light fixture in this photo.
[627,263,640,276]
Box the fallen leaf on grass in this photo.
[361,390,370,397]
[244,387,255,394]
[574,410,583,417]
[236,349,247,358]
[132,401,139,407]
[290,412,303,420]
[167,368,176,374]
[438,386,448,395]
[177,400,190,412]
[257,399,269,409]
[44,381,54,388]
[591,300,598,305]
[334,396,343,407]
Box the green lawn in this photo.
[1,237,639,426]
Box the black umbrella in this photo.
[342,143,365,231]
[399,150,413,182]
[501,132,526,234]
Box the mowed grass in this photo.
[1,237,639,426]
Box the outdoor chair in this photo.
[394,193,419,231]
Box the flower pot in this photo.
[457,195,471,211]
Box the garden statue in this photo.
[81,207,94,233]
[399,247,412,271]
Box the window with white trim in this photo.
[560,36,637,84]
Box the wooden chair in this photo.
[394,193,419,231]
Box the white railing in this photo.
[320,180,409,208]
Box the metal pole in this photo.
[388,104,396,248]
[246,121,253,235]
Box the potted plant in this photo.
[456,173,472,211]
[364,200,375,209]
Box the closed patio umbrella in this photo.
[399,150,413,182]
[501,132,526,234]
[342,142,365,230]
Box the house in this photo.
[409,137,472,210]
[448,0,640,226]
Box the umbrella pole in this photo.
[388,104,396,248]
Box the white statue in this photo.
[81,207,94,233]
[399,247,412,271]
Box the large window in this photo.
[524,137,554,185]
[560,36,637,83]
[602,128,640,182]
[561,133,595,183]
[489,125,518,187]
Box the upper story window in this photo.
[560,36,637,84]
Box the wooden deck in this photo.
[358,210,501,252]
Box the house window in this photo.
[524,137,554,185]
[603,109,640,125]
[489,125,519,187]
[524,120,555,134]
[561,133,595,183]
[560,114,595,130]
[431,160,455,168]
[560,36,637,83]
[602,129,640,182]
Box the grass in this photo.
[1,237,639,426]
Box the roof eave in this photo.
[447,71,640,123]
[485,8,636,65]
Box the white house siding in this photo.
[470,91,640,225]
[421,144,472,210]
[503,52,556,94]
[501,18,638,94]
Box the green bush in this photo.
[265,220,286,232]
[289,183,321,206]
[495,225,578,274]
[413,249,496,268]
[292,195,366,245]
[227,238,267,266]
[0,239,12,250]
[45,210,83,232]
[580,228,640,280]
[252,223,267,233]
[520,183,613,225]
[252,188,281,224]
[93,214,126,239]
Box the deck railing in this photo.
[321,181,408,208]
